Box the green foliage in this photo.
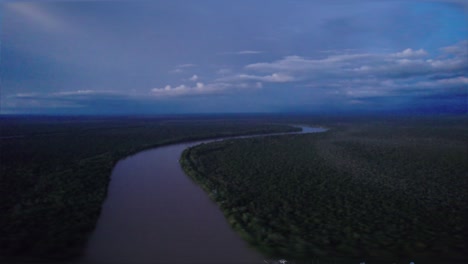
[181,118,468,263]
[0,116,298,261]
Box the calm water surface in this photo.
[82,126,326,264]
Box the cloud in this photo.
[217,68,232,75]
[245,42,467,81]
[236,73,296,82]
[11,89,123,99]
[51,89,127,97]
[164,41,468,99]
[14,92,39,98]
[324,75,468,100]
[197,40,468,105]
[245,54,375,72]
[246,55,318,72]
[150,78,263,97]
[170,69,183,74]
[440,40,468,56]
[241,40,467,102]
[53,90,96,96]
[220,50,264,55]
[392,48,428,58]
[411,76,468,89]
[3,1,466,115]
[170,64,197,74]
[151,82,226,97]
[4,89,130,111]
[178,64,196,68]
[236,50,264,55]
[215,72,297,86]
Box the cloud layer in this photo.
[2,1,467,114]
[153,40,467,103]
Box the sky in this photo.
[1,0,467,115]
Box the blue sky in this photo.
[1,0,467,115]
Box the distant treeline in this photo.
[181,118,468,263]
[0,116,298,261]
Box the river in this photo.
[81,125,327,264]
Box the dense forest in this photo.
[181,117,468,263]
[0,115,299,262]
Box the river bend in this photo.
[82,126,326,264]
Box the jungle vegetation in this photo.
[181,117,468,263]
[0,115,299,262]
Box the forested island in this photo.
[0,115,298,262]
[181,117,468,263]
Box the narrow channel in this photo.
[81,126,326,264]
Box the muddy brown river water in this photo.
[81,126,327,264]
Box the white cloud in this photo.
[412,76,468,89]
[50,90,125,97]
[170,69,183,74]
[330,75,468,98]
[14,93,39,98]
[345,88,388,98]
[150,79,262,97]
[178,64,196,68]
[202,40,467,101]
[216,72,297,84]
[392,48,428,58]
[246,44,467,81]
[190,74,199,81]
[237,73,296,82]
[236,50,263,55]
[246,55,318,72]
[441,40,468,56]
[217,68,232,75]
[170,64,196,74]
[151,82,225,97]
[11,89,123,99]
[220,50,264,55]
[54,90,96,96]
[245,53,374,72]
[6,89,126,110]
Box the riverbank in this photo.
[180,121,468,263]
[82,126,322,264]
[0,117,299,262]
